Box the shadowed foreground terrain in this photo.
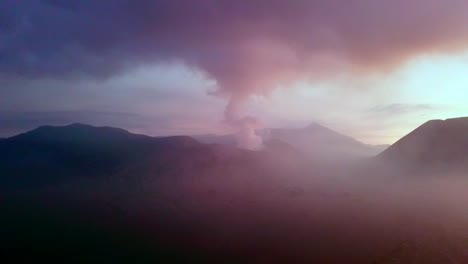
[2,119,468,263]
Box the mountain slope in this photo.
[194,123,387,160]
[0,124,215,189]
[378,117,468,169]
[0,123,281,190]
[267,123,386,160]
[192,134,237,146]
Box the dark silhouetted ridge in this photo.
[0,124,202,189]
[10,123,149,143]
[192,134,237,146]
[379,117,468,169]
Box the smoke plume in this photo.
[224,96,263,150]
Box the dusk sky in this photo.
[1,0,468,144]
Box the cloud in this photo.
[2,0,468,99]
[368,104,437,116]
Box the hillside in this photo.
[0,123,305,191]
[195,123,387,160]
[267,123,386,160]
[0,123,258,190]
[379,117,468,170]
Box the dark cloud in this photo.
[369,104,437,116]
[2,0,468,97]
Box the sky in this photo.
[1,0,468,145]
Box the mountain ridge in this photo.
[267,123,387,159]
[379,117,468,170]
[0,123,291,191]
[194,122,388,159]
[0,123,208,189]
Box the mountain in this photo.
[0,123,296,191]
[378,117,468,170]
[0,123,249,190]
[266,123,387,160]
[192,134,237,146]
[194,123,387,160]
[3,121,468,263]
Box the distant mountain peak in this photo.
[195,122,385,158]
[305,122,322,129]
[300,122,331,132]
[268,122,384,159]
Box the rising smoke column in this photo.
[224,94,263,150]
[198,36,313,150]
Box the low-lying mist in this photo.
[9,150,466,263]
[2,121,468,263]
